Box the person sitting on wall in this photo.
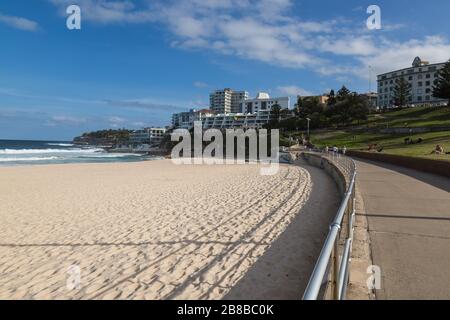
[430,145,444,155]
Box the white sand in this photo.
[0,160,323,299]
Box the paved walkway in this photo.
[355,159,450,299]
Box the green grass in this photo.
[311,130,450,162]
[359,105,450,128]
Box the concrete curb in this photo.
[346,184,376,300]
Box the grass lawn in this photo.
[360,105,450,128]
[311,130,450,162]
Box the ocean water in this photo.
[0,140,154,167]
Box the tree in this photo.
[393,77,411,108]
[327,89,337,107]
[337,86,351,100]
[433,59,450,106]
[266,103,281,128]
[326,90,369,126]
[271,103,281,120]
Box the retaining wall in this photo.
[347,151,450,178]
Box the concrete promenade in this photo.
[355,159,450,299]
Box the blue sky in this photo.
[1,0,449,140]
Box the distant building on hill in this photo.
[360,92,378,110]
[377,57,447,108]
[129,127,167,145]
[300,95,330,105]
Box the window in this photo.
[409,76,413,81]
[426,74,431,78]
[418,74,423,79]
[417,96,423,101]
[426,96,430,101]
[418,82,423,87]
[426,81,431,86]
[426,88,431,94]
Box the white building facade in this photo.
[377,57,447,108]
[172,109,215,129]
[208,92,291,129]
[209,88,249,114]
[173,92,291,130]
[240,92,290,114]
[129,127,167,145]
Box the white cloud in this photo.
[50,115,88,125]
[277,86,314,97]
[0,12,39,32]
[48,0,156,24]
[108,116,126,124]
[47,0,450,82]
[193,81,210,88]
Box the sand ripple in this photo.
[0,160,311,299]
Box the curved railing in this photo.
[302,152,357,300]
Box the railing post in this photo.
[333,236,340,299]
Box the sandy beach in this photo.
[0,159,339,299]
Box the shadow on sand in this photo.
[224,161,341,300]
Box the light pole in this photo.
[306,118,311,140]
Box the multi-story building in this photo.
[240,92,290,114]
[172,92,291,130]
[172,111,194,129]
[377,57,447,108]
[172,109,215,129]
[129,127,167,145]
[360,92,378,110]
[209,88,249,114]
[202,110,283,130]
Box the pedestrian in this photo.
[342,146,347,155]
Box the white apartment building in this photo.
[172,92,291,130]
[129,127,167,145]
[377,57,447,108]
[240,92,290,114]
[209,88,249,114]
[202,92,291,129]
[202,111,274,130]
[172,109,215,129]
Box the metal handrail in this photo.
[302,152,357,300]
